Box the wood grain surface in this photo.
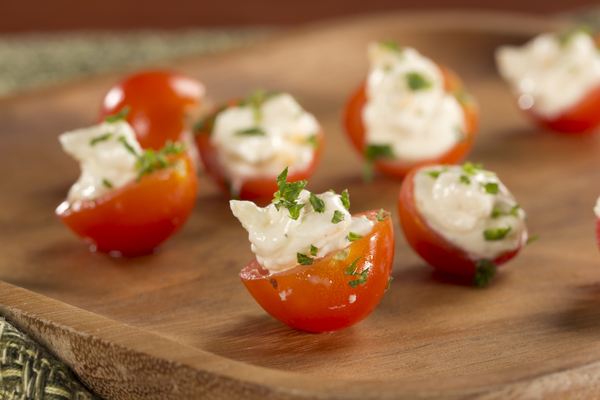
[2,10,600,399]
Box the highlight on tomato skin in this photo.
[240,210,394,333]
[343,65,479,181]
[56,155,198,257]
[98,70,206,150]
[398,164,528,287]
[194,91,325,202]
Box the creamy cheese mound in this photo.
[413,165,526,261]
[496,30,600,119]
[231,190,374,274]
[594,197,600,219]
[362,41,466,162]
[210,93,319,193]
[59,120,142,202]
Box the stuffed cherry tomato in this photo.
[99,70,205,150]
[496,28,600,134]
[343,40,478,180]
[56,117,197,257]
[398,163,528,286]
[231,168,394,332]
[195,90,325,202]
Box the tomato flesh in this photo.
[56,156,197,257]
[343,65,479,179]
[99,70,205,150]
[398,167,526,275]
[240,210,394,332]
[195,100,325,202]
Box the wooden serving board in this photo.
[3,11,600,399]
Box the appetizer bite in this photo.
[232,168,394,332]
[56,114,197,257]
[98,70,205,159]
[195,90,325,201]
[496,28,600,134]
[343,40,478,180]
[398,163,528,286]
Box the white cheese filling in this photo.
[496,31,600,119]
[231,190,375,274]
[362,41,465,162]
[210,93,319,194]
[413,165,526,261]
[59,120,142,202]
[594,197,600,219]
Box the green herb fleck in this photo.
[235,127,266,136]
[509,205,520,217]
[491,207,503,219]
[332,210,345,224]
[558,26,593,47]
[134,141,185,181]
[297,253,314,266]
[104,106,130,123]
[90,133,112,146]
[460,175,471,184]
[272,167,308,220]
[118,136,138,156]
[491,204,520,219]
[310,245,318,257]
[483,182,499,195]
[345,257,368,288]
[462,161,483,175]
[405,72,432,91]
[341,189,350,211]
[425,166,448,179]
[348,232,363,242]
[102,179,113,189]
[472,260,497,287]
[307,135,319,148]
[333,248,350,261]
[483,226,512,241]
[363,144,395,182]
[309,193,325,213]
[380,40,402,54]
[526,235,539,245]
[376,209,389,222]
[386,276,393,290]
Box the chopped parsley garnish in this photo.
[310,245,318,257]
[102,179,113,189]
[297,253,314,266]
[558,26,593,47]
[118,136,137,156]
[341,189,350,211]
[118,137,185,181]
[332,210,345,224]
[405,72,432,91]
[363,144,395,182]
[235,127,266,136]
[386,276,393,290]
[483,182,499,195]
[526,235,539,245]
[462,161,483,175]
[238,89,282,123]
[348,232,363,242]
[333,248,350,261]
[104,106,130,123]
[483,226,512,241]
[491,207,503,219]
[272,167,307,220]
[425,166,448,179]
[379,40,402,54]
[309,193,325,213]
[345,257,369,288]
[472,260,497,287]
[376,209,389,221]
[491,204,520,219]
[459,175,471,184]
[90,133,112,146]
[307,135,319,148]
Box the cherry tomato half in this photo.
[195,99,325,202]
[56,155,197,257]
[240,210,394,332]
[343,65,479,179]
[398,167,527,276]
[99,70,205,150]
[527,83,600,134]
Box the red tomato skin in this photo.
[398,167,526,275]
[343,65,479,179]
[195,103,325,202]
[240,210,394,333]
[56,156,197,257]
[527,83,600,134]
[596,216,600,251]
[99,70,205,150]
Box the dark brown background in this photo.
[0,0,597,32]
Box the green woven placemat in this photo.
[0,318,99,400]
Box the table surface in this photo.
[2,10,600,400]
